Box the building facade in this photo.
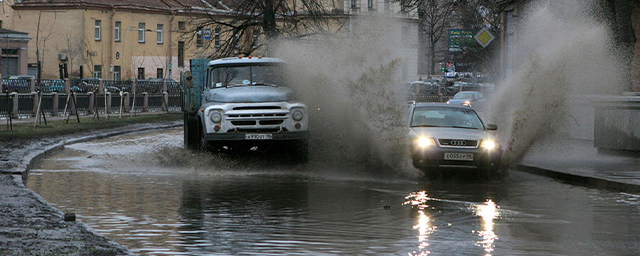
[6,0,422,82]
[0,28,30,77]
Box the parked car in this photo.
[447,91,487,108]
[3,75,34,93]
[406,102,502,178]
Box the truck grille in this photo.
[231,121,256,126]
[228,113,286,118]
[233,106,281,110]
[260,120,284,125]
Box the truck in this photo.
[182,57,309,162]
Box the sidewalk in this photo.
[0,118,181,255]
[517,139,640,193]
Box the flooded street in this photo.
[27,129,640,255]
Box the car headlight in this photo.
[481,140,497,150]
[292,110,304,121]
[416,137,435,148]
[210,111,222,123]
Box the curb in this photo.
[7,122,183,178]
[515,164,640,194]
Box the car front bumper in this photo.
[411,146,502,171]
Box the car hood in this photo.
[204,86,293,103]
[409,127,495,141]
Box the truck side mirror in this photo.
[182,71,193,88]
[487,124,498,131]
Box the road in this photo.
[27,129,640,255]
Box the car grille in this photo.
[438,139,479,148]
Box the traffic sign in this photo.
[474,28,495,48]
[204,28,211,40]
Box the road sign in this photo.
[448,29,475,55]
[204,28,211,40]
[474,28,495,48]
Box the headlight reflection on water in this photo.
[404,193,500,256]
[474,199,500,256]
[404,191,435,256]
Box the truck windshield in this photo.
[210,65,285,88]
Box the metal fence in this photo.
[0,94,11,118]
[0,79,185,120]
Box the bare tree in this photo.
[451,0,503,76]
[182,0,339,58]
[403,0,455,76]
[57,31,84,78]
[35,11,56,79]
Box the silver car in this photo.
[407,102,502,176]
[446,91,486,108]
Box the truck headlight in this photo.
[481,140,497,150]
[210,111,222,123]
[292,110,304,121]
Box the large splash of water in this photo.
[272,16,417,177]
[488,0,626,167]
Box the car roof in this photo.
[411,102,472,109]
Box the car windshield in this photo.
[453,92,476,100]
[209,65,285,88]
[411,107,484,129]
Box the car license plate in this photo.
[245,134,272,140]
[444,153,473,161]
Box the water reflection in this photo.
[404,191,436,256]
[474,199,499,256]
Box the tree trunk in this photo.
[263,0,277,39]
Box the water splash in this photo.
[272,16,417,178]
[489,0,626,167]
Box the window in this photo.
[196,26,203,47]
[157,24,163,44]
[115,21,121,42]
[178,21,185,30]
[138,23,145,43]
[113,66,121,81]
[137,67,145,80]
[178,42,184,67]
[95,20,101,40]
[157,68,163,79]
[368,0,373,9]
[94,65,102,79]
[351,0,357,8]
[214,28,220,48]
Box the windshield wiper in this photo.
[252,83,278,86]
[450,126,479,130]
[412,124,440,127]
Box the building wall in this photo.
[10,7,219,80]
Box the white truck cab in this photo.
[183,57,309,162]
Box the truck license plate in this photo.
[245,134,272,140]
[444,153,473,161]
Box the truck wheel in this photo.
[184,113,199,150]
[291,140,309,164]
[199,123,211,152]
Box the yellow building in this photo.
[8,0,420,81]
[9,0,228,80]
